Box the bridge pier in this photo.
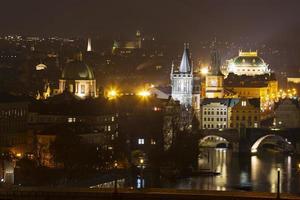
[232,142,239,153]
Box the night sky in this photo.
[1,0,300,43]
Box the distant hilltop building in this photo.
[58,53,97,98]
[225,51,270,76]
[112,30,142,54]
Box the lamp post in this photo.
[139,158,144,189]
[277,168,281,199]
[114,161,118,193]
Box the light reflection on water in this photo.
[162,148,300,194]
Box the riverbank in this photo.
[0,187,300,200]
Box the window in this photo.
[112,116,115,122]
[81,85,85,94]
[204,118,206,121]
[241,101,247,106]
[108,126,111,131]
[254,122,258,128]
[138,138,144,145]
[150,139,156,145]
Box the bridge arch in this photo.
[250,134,293,153]
[199,135,229,148]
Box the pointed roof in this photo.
[210,40,223,76]
[179,43,191,73]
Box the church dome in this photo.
[61,61,94,80]
[233,56,265,67]
[231,51,266,67]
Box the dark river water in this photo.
[159,149,300,194]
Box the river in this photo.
[160,149,300,194]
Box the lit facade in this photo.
[225,51,270,76]
[171,44,194,107]
[230,98,260,128]
[58,54,97,98]
[201,98,238,129]
[205,46,224,98]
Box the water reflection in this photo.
[162,148,300,194]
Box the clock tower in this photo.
[205,45,224,98]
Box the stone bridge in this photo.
[197,128,300,154]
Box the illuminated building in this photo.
[58,53,97,98]
[112,30,142,54]
[171,44,200,108]
[224,73,278,111]
[205,45,224,98]
[201,98,238,129]
[230,98,260,128]
[225,51,270,76]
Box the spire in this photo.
[210,40,223,76]
[171,60,174,74]
[87,38,92,52]
[179,43,191,73]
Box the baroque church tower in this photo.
[171,44,194,107]
[205,43,224,98]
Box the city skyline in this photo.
[1,0,300,43]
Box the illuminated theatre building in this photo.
[222,51,278,112]
[58,53,97,98]
[224,51,270,76]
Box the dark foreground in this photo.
[0,188,300,200]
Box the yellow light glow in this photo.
[107,88,119,100]
[16,153,22,157]
[138,90,150,97]
[140,158,144,164]
[200,67,209,75]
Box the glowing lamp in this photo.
[200,67,209,75]
[138,90,150,97]
[107,89,118,100]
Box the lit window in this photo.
[138,138,144,145]
[241,101,247,106]
[108,126,111,131]
[150,139,156,145]
[68,117,75,123]
[112,116,115,122]
[81,85,85,94]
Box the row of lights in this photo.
[106,88,151,100]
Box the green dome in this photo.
[233,56,265,66]
[61,61,94,80]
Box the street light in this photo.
[114,161,118,193]
[277,168,281,199]
[107,89,118,100]
[139,158,144,189]
[137,90,150,97]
